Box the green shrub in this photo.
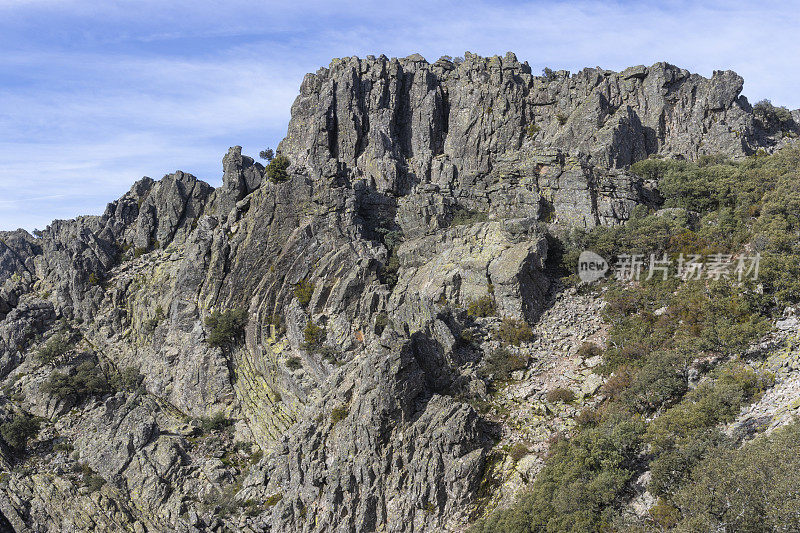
[143,305,165,332]
[576,341,602,359]
[450,207,488,226]
[546,387,575,404]
[376,227,404,287]
[200,412,233,433]
[37,334,72,364]
[259,148,274,161]
[0,414,40,452]
[41,359,112,405]
[115,366,144,392]
[265,312,286,338]
[467,295,496,317]
[265,493,283,507]
[380,254,400,287]
[318,345,339,364]
[293,280,314,308]
[472,418,644,533]
[374,312,390,335]
[483,347,528,382]
[649,428,730,498]
[526,122,540,137]
[621,351,687,413]
[645,363,771,455]
[754,99,793,126]
[75,463,105,492]
[459,328,477,345]
[266,154,291,182]
[649,498,681,529]
[331,405,348,424]
[84,471,106,492]
[509,442,531,463]
[205,308,247,347]
[286,356,302,371]
[302,320,326,352]
[674,420,800,531]
[496,317,534,346]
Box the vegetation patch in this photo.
[482,347,528,382]
[266,154,291,182]
[450,206,489,226]
[496,317,534,346]
[467,294,497,317]
[205,308,247,348]
[199,412,234,433]
[546,387,576,404]
[37,333,73,364]
[472,148,800,531]
[0,414,40,453]
[302,320,326,353]
[331,405,349,424]
[41,359,113,405]
[293,280,314,308]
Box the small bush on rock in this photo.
[302,320,326,352]
[143,305,165,332]
[41,359,112,405]
[483,347,528,382]
[450,207,488,226]
[509,442,531,463]
[200,412,233,433]
[114,367,144,392]
[205,309,247,348]
[294,280,314,308]
[259,148,274,161]
[37,334,72,364]
[467,295,496,317]
[0,414,40,453]
[374,312,390,335]
[331,405,349,424]
[496,317,534,345]
[754,99,793,126]
[266,154,291,182]
[546,387,576,404]
[576,341,602,359]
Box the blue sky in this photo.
[1,0,799,231]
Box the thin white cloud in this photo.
[2,0,800,230]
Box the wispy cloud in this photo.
[1,0,800,230]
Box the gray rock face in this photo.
[0,53,797,533]
[279,53,793,195]
[241,327,490,533]
[216,146,265,217]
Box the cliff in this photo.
[0,53,797,532]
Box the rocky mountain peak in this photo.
[0,53,798,532]
[279,52,793,196]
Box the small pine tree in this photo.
[259,148,275,161]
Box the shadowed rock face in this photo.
[0,53,796,533]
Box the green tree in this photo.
[205,309,247,347]
[266,154,291,182]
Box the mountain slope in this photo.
[0,53,798,532]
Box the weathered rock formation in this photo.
[0,53,797,532]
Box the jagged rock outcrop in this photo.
[0,52,797,533]
[280,53,795,196]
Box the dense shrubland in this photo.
[472,147,800,532]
